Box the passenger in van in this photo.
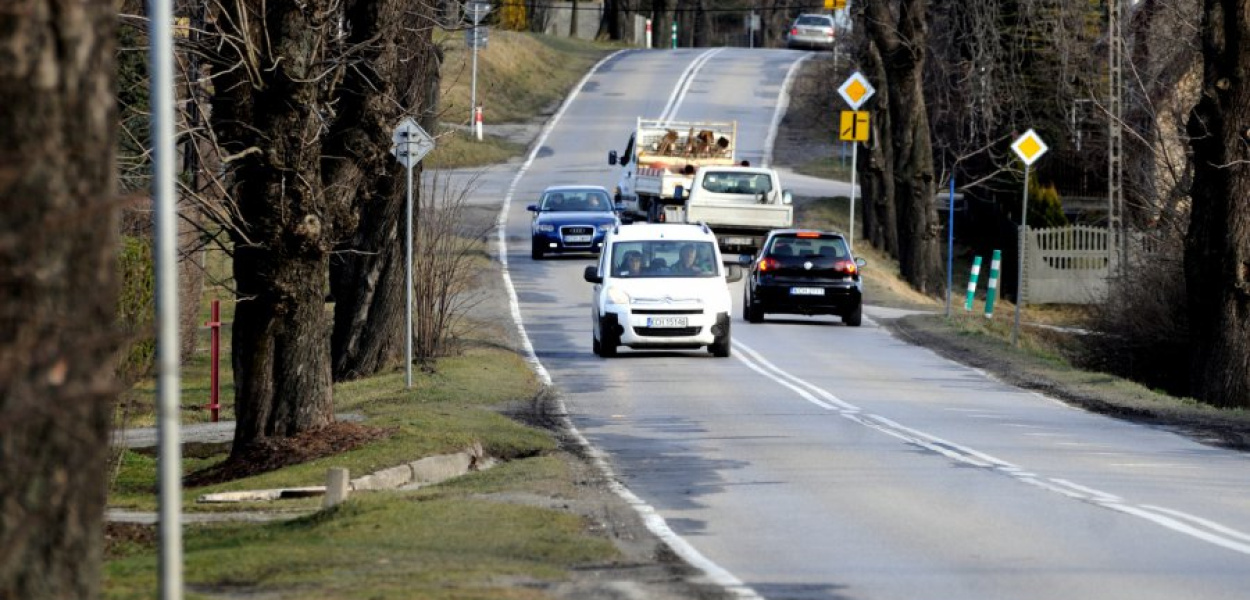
[647,257,668,274]
[619,251,645,276]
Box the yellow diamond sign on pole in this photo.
[824,0,847,9]
[839,111,869,142]
[838,71,875,110]
[1011,129,1049,166]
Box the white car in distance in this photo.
[583,223,743,358]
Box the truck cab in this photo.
[667,166,794,256]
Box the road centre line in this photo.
[658,48,725,124]
[731,339,1250,557]
[496,50,764,599]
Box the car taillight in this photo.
[758,257,780,272]
[835,260,858,275]
[791,27,799,35]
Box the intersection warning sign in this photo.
[839,111,869,142]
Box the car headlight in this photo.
[535,224,555,233]
[598,223,614,231]
[605,286,631,306]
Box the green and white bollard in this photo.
[964,255,982,312]
[984,250,1001,318]
[671,22,677,48]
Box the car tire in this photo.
[709,314,731,357]
[843,302,863,327]
[598,314,618,358]
[744,287,764,323]
[531,240,543,260]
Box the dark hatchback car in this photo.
[528,185,620,260]
[741,229,867,326]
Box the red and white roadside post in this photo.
[474,105,483,141]
[205,299,221,422]
[645,19,652,48]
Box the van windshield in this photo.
[611,241,718,278]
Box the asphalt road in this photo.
[466,47,1250,600]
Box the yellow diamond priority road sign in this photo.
[1011,129,1048,166]
[838,72,875,110]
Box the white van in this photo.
[583,223,743,357]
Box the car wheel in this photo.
[843,302,863,327]
[531,240,543,260]
[709,315,731,357]
[744,286,764,323]
[598,314,618,358]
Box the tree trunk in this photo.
[598,0,622,41]
[0,3,118,598]
[859,39,899,256]
[1184,0,1250,409]
[329,0,439,381]
[862,0,944,295]
[209,2,342,456]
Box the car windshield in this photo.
[700,171,773,194]
[765,235,849,260]
[541,190,613,212]
[611,240,718,278]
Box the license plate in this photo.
[564,235,592,243]
[646,316,688,328]
[723,237,753,246]
[790,287,825,296]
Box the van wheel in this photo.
[598,315,618,357]
[709,319,731,357]
[843,303,862,327]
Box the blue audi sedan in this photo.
[527,185,621,260]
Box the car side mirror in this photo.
[527,204,539,212]
[583,266,602,284]
[724,263,744,283]
[855,257,867,268]
[782,190,793,205]
[614,202,626,213]
[608,150,618,166]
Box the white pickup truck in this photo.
[608,118,738,222]
[663,166,794,255]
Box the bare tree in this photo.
[859,0,945,295]
[205,1,351,455]
[0,2,119,598]
[1184,0,1250,409]
[329,1,442,381]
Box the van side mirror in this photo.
[782,190,793,205]
[583,266,602,284]
[608,150,618,166]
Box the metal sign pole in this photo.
[1012,164,1030,347]
[405,158,414,387]
[946,174,955,317]
[470,29,479,130]
[148,0,183,597]
[848,143,857,250]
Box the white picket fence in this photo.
[1022,225,1110,304]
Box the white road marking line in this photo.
[731,337,1250,557]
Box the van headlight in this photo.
[605,286,631,306]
